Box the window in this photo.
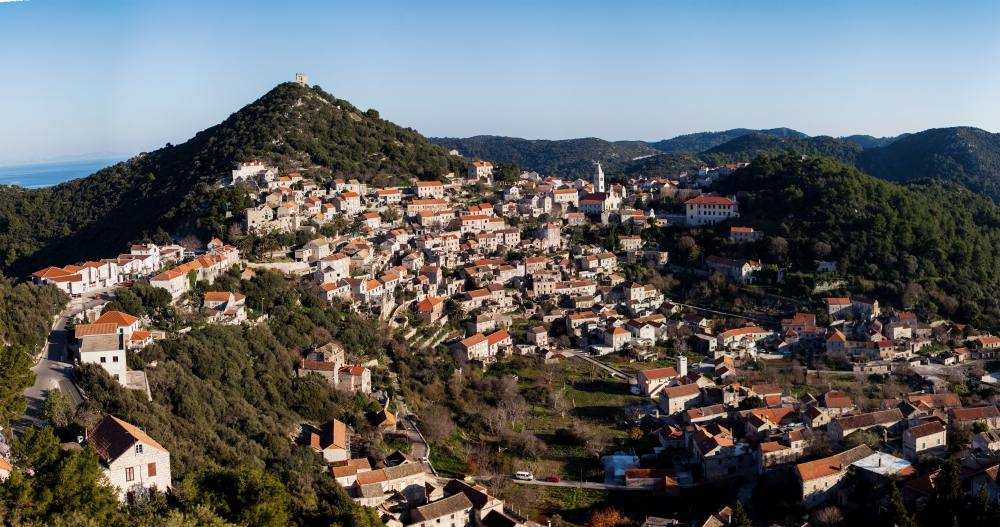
[135,444,143,455]
[148,462,156,477]
[938,439,941,445]
[100,357,106,363]
[125,467,134,482]
[113,356,119,363]
[922,443,925,449]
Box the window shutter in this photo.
[148,462,157,477]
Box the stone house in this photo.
[311,419,350,463]
[88,415,171,501]
[415,296,445,324]
[828,409,904,441]
[527,326,548,349]
[972,430,1000,454]
[950,406,1000,430]
[409,493,474,527]
[796,445,874,509]
[338,366,371,394]
[298,342,346,385]
[803,406,831,428]
[636,367,679,398]
[442,479,513,526]
[903,421,947,459]
[658,384,703,415]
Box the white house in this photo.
[88,415,171,501]
[685,195,739,226]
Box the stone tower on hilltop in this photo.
[295,73,308,87]
[594,161,605,193]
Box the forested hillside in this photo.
[856,127,1000,203]
[700,133,865,166]
[428,135,661,178]
[839,133,908,149]
[646,127,806,153]
[0,83,464,277]
[1,269,390,526]
[614,153,709,181]
[699,154,1000,327]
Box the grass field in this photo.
[509,357,650,482]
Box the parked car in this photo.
[123,282,133,287]
[92,295,101,300]
[419,456,428,463]
[545,476,560,483]
[514,471,534,481]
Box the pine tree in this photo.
[883,482,917,527]
[731,502,753,527]
[970,481,995,526]
[931,461,964,523]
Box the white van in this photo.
[514,471,534,481]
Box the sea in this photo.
[0,158,128,189]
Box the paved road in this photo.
[496,475,652,491]
[17,291,113,432]
[386,357,436,475]
[565,350,634,381]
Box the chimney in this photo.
[678,355,688,377]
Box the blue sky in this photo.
[1,0,999,164]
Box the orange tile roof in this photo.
[93,311,139,328]
[461,334,488,347]
[204,291,232,302]
[486,330,510,346]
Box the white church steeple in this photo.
[594,161,605,193]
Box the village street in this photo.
[17,290,113,432]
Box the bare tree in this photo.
[536,363,559,388]
[480,406,505,435]
[180,234,203,252]
[226,223,244,244]
[503,430,548,458]
[802,427,833,459]
[549,389,573,418]
[812,506,844,526]
[421,407,456,443]
[585,430,612,458]
[499,395,530,429]
[467,442,499,476]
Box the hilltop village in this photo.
[22,153,1000,527]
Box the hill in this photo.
[646,127,807,154]
[705,153,1000,326]
[427,135,661,178]
[856,127,1000,202]
[0,83,465,276]
[839,133,909,149]
[700,132,865,166]
[615,153,712,181]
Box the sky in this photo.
[1,0,999,165]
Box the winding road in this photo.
[16,291,113,433]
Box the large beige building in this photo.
[684,195,739,226]
[414,181,445,198]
